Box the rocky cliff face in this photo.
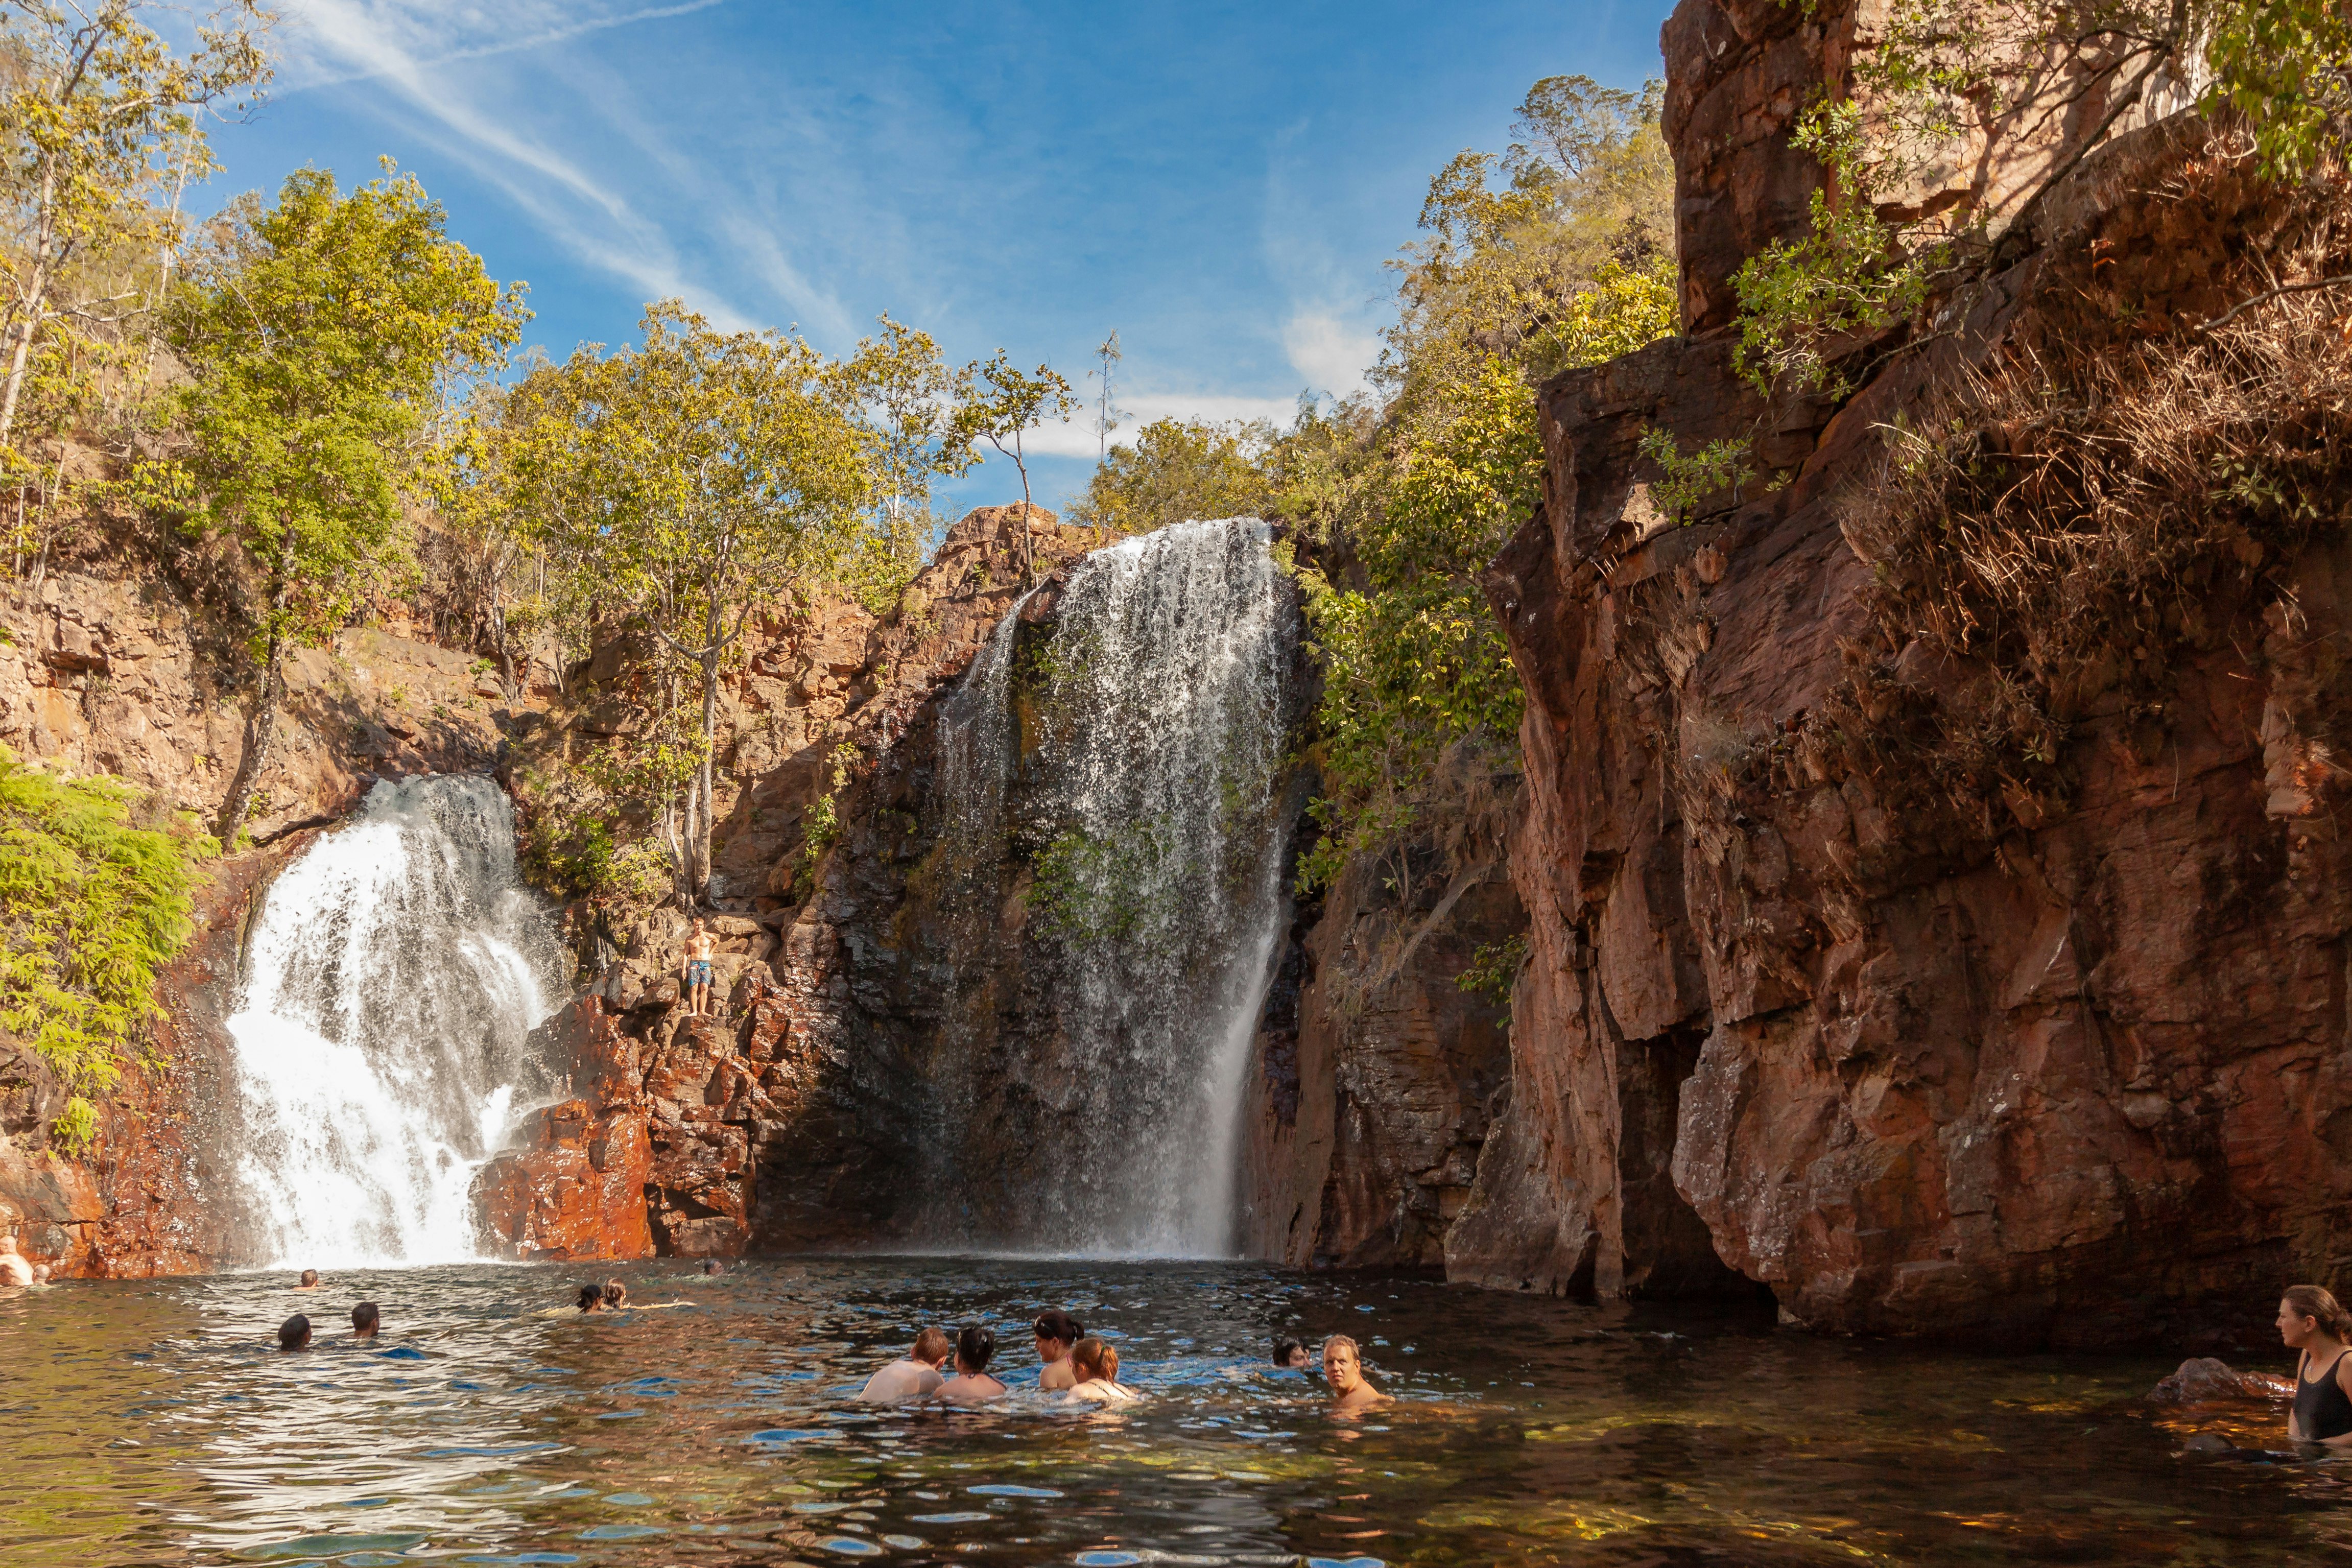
[1455,0,2352,1345]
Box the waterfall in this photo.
[931,518,1296,1257]
[225,776,566,1268]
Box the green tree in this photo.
[828,314,979,612]
[531,301,877,900]
[0,0,269,453]
[953,350,1073,584]
[1068,415,1272,536]
[160,164,526,842]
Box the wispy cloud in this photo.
[270,0,771,333]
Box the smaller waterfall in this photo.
[226,776,566,1268]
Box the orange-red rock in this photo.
[472,1098,654,1263]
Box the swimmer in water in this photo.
[0,1237,30,1288]
[278,1314,312,1351]
[2283,1285,2352,1447]
[1322,1334,1390,1415]
[603,1280,629,1310]
[937,1325,1008,1405]
[296,1269,320,1291]
[1065,1337,1139,1405]
[1034,1309,1083,1392]
[577,1284,606,1313]
[351,1302,379,1339]
[1273,1336,1311,1369]
[859,1326,953,1403]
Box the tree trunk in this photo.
[214,628,285,844]
[690,644,720,900]
[0,167,57,454]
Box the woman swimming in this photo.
[1065,1336,1139,1405]
[937,1325,1009,1405]
[2283,1285,2352,1447]
[1034,1309,1083,1392]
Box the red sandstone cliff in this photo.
[1452,0,2352,1345]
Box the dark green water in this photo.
[0,1259,2338,1565]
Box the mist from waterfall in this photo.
[932,518,1296,1258]
[225,776,566,1268]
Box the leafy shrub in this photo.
[0,747,213,1148]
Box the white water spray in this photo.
[225,776,565,1268]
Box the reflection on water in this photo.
[0,1260,2344,1565]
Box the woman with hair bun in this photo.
[1065,1336,1139,1405]
[1033,1309,1084,1392]
[2281,1285,2352,1446]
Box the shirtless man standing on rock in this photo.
[681,918,717,1018]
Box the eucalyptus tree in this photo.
[0,0,271,453]
[954,350,1073,583]
[535,301,878,901]
[162,165,526,842]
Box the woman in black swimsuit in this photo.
[2281,1284,2352,1446]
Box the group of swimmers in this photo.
[852,1308,1391,1414]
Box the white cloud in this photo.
[1016,389,1305,458]
[1281,309,1380,397]
[268,0,782,335]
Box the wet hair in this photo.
[278,1314,312,1350]
[701,1259,724,1275]
[351,1301,379,1334]
[913,1326,955,1364]
[1071,1336,1118,1382]
[1323,1334,1360,1359]
[957,1324,996,1373]
[1273,1336,1305,1366]
[299,1269,320,1288]
[1032,1309,1083,1346]
[603,1280,628,1309]
[577,1284,604,1311]
[2285,1285,2352,1338]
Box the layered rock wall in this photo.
[1463,0,2352,1343]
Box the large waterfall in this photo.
[932,517,1297,1257]
[225,776,566,1268]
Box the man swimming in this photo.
[278,1314,313,1350]
[1272,1336,1311,1369]
[577,1284,606,1312]
[296,1269,321,1291]
[0,1236,32,1288]
[1321,1335,1390,1414]
[351,1302,380,1339]
[681,918,717,1018]
[1034,1309,1083,1391]
[937,1325,1009,1405]
[858,1327,953,1403]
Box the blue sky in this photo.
[208,0,1675,515]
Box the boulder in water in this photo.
[2152,1358,2290,1403]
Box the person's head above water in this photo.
[1273,1336,1310,1369]
[1071,1336,1119,1383]
[956,1324,996,1375]
[577,1283,605,1312]
[351,1301,379,1337]
[603,1280,628,1309]
[701,1258,724,1275]
[1033,1309,1083,1358]
[298,1269,320,1290]
[2281,1285,2352,1347]
[1322,1334,1369,1392]
[913,1325,955,1367]
[278,1313,312,1350]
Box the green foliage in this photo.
[2207,0,2352,177]
[159,164,526,651]
[952,350,1075,553]
[1068,416,1273,536]
[1294,361,1541,890]
[1636,426,1760,524]
[1456,932,1530,1007]
[0,745,213,1148]
[1027,822,1166,945]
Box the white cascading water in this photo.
[935,518,1296,1257]
[226,776,566,1268]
